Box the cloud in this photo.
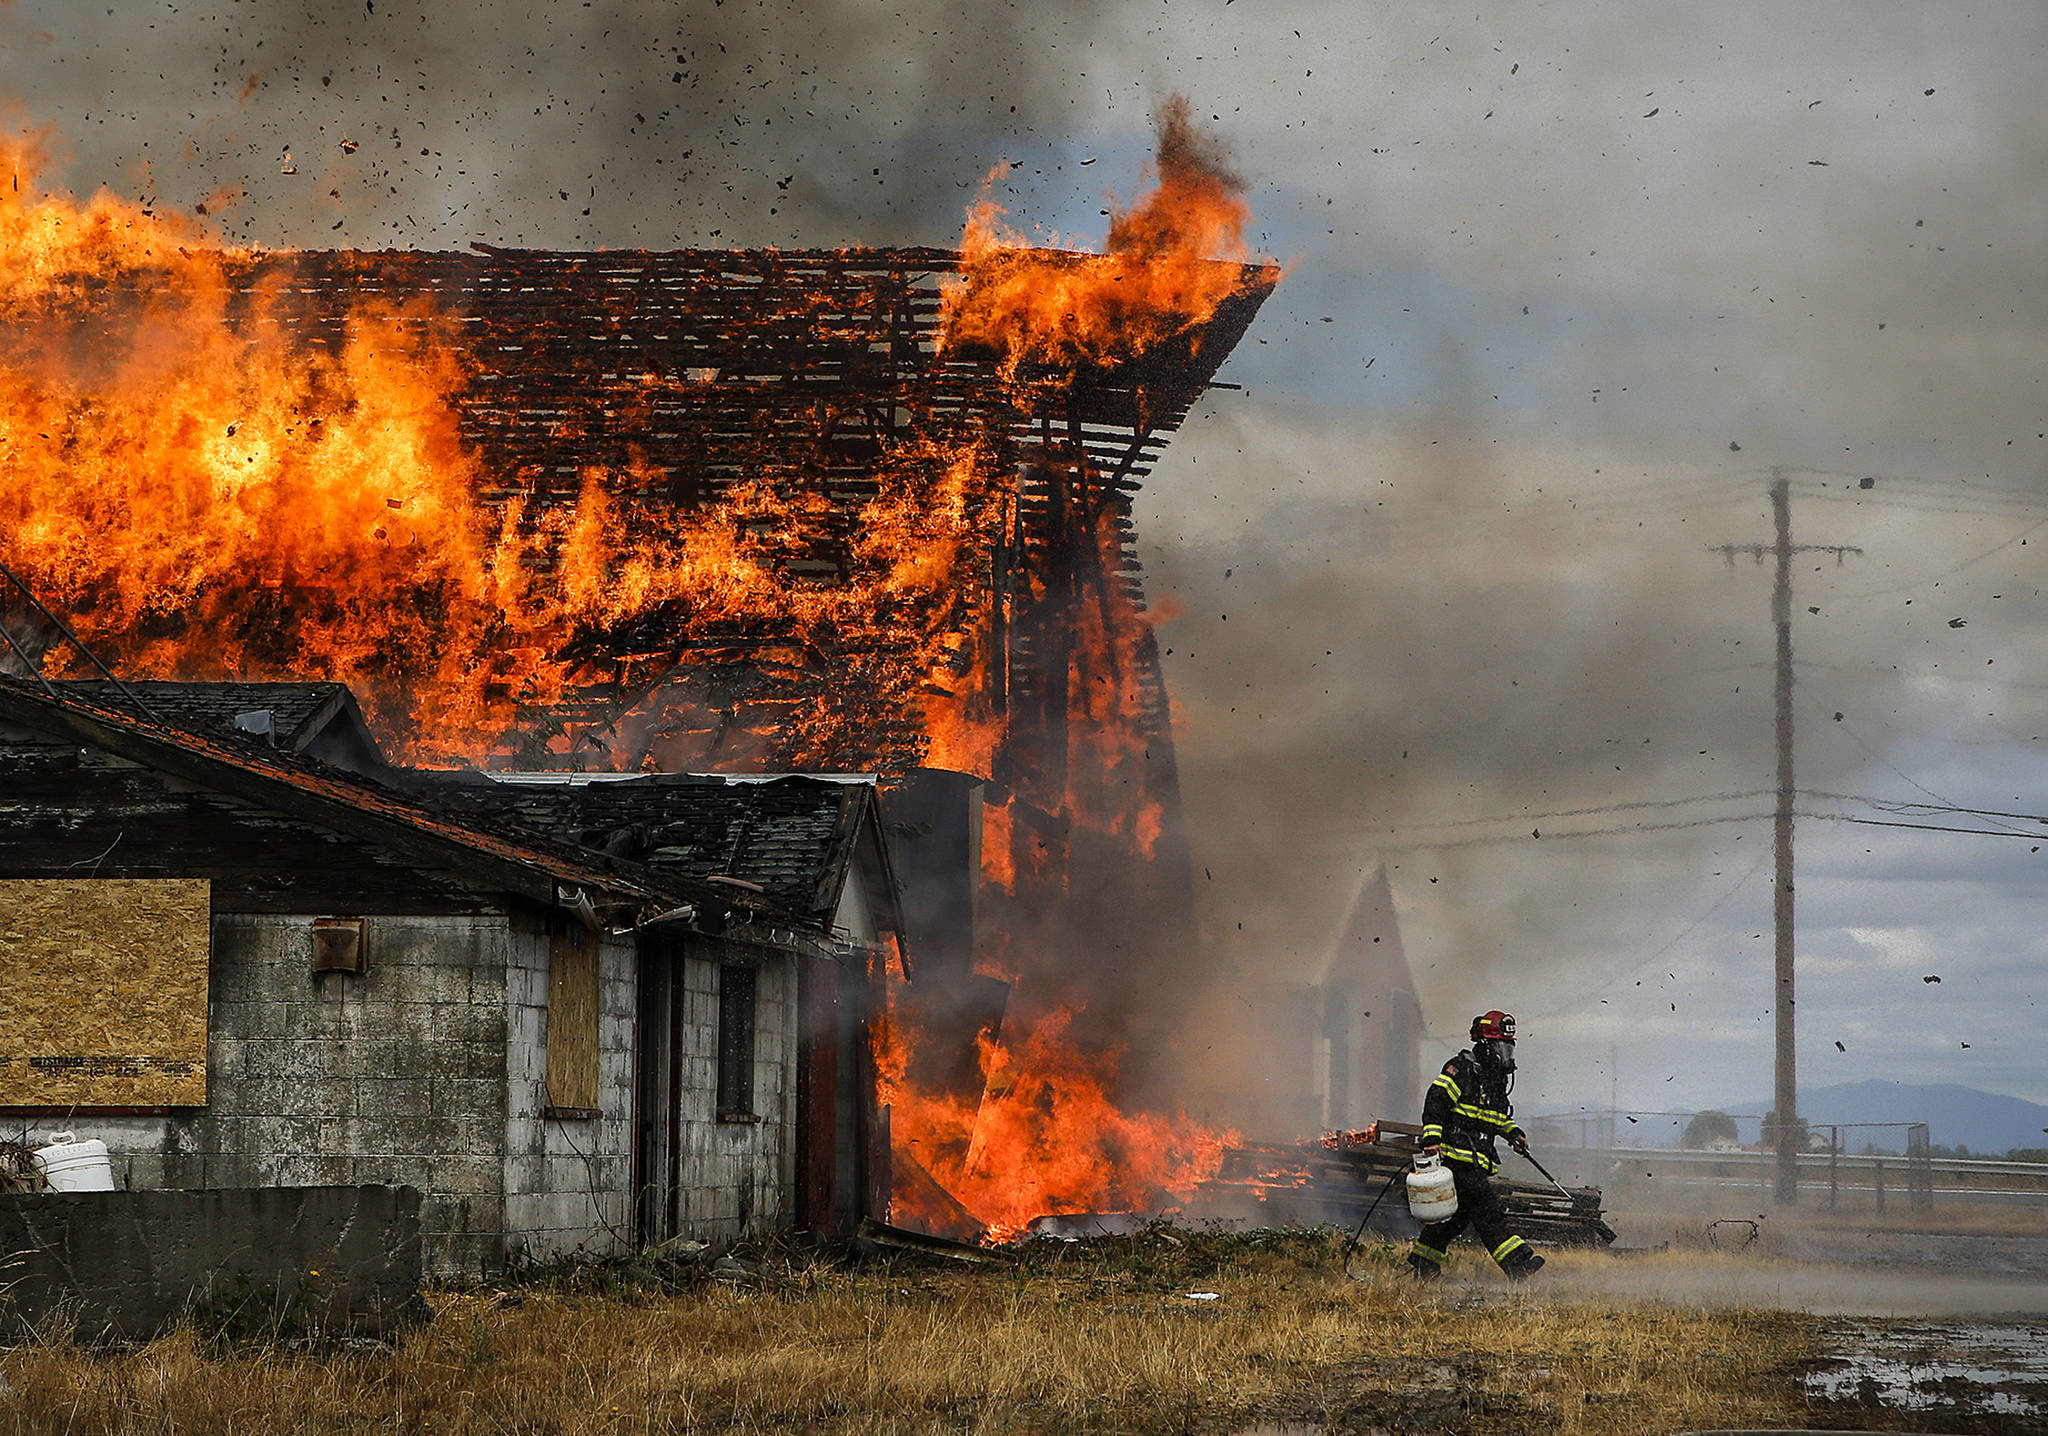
[1142,389,2048,1108]
[6,0,2045,1113]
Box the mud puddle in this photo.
[1805,1318,2048,1424]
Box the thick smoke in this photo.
[8,0,2048,1125]
[1142,398,2048,1122]
[0,1,1138,254]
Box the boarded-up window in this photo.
[0,878,210,1108]
[546,929,600,1114]
[716,962,756,1118]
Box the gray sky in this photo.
[5,1,2046,1127]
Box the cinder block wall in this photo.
[0,1186,428,1341]
[28,917,806,1274]
[501,933,637,1262]
[673,949,797,1239]
[39,914,519,1277]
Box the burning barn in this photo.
[0,107,1287,1245]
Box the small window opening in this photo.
[716,963,756,1119]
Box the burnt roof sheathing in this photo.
[46,679,376,756]
[0,678,881,936]
[229,247,1272,750]
[413,773,881,927]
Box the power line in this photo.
[1823,815,2048,842]
[1828,513,2048,599]
[1378,788,1777,835]
[1386,799,2048,851]
[1780,465,2048,512]
[1824,716,2047,838]
[1846,796,2048,826]
[1389,810,1774,851]
[1512,851,1772,1025]
[1793,493,2048,531]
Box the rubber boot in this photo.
[1501,1249,1545,1282]
[1407,1253,1442,1282]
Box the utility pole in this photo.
[1710,471,1861,1205]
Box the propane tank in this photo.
[1405,1150,1458,1223]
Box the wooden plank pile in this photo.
[1194,1121,1618,1247]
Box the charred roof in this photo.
[229,246,1270,510]
[214,246,1273,777]
[0,677,892,941]
[414,771,898,932]
[46,680,385,773]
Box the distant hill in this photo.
[1723,1080,2048,1156]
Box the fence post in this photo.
[1828,1126,1839,1211]
[1873,1158,1885,1215]
[1907,1122,1933,1213]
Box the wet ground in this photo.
[1533,1249,2048,1321]
[1599,1216,2048,1429]
[1185,1208,2048,1429]
[1803,1318,2048,1428]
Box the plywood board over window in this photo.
[0,878,210,1108]
[545,928,600,1115]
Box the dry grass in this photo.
[0,1229,1830,1435]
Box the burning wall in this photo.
[0,102,1280,1238]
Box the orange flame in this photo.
[878,969,1234,1242]
[871,98,1275,1239]
[4,101,1266,1242]
[0,133,1012,767]
[937,95,1277,379]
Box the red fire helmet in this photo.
[1470,1010,1517,1043]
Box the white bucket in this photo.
[31,1132,115,1193]
[1405,1154,1459,1223]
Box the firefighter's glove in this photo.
[1508,1131,1531,1159]
[1422,1144,1442,1161]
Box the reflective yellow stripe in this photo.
[1491,1235,1527,1262]
[1441,1144,1498,1172]
[1421,1124,1445,1141]
[1433,1072,1462,1099]
[1410,1242,1447,1263]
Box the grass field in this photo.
[0,1228,1862,1434]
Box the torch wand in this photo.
[1337,1165,1406,1275]
[1515,1146,1577,1201]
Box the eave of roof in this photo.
[0,678,779,925]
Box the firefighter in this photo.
[1407,1010,1545,1281]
